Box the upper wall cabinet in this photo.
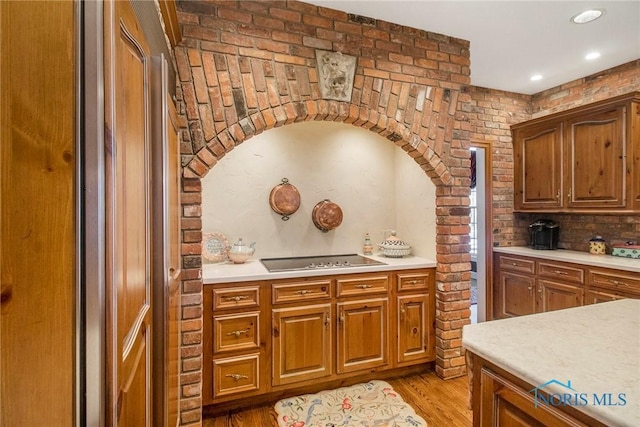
[512,92,640,213]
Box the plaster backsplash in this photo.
[202,121,437,260]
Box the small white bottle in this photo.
[363,233,373,255]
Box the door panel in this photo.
[537,280,583,313]
[514,122,563,210]
[336,298,388,374]
[105,1,153,425]
[272,304,332,386]
[494,272,536,319]
[567,107,625,208]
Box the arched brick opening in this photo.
[174,2,472,424]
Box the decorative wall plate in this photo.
[202,232,229,263]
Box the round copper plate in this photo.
[269,178,301,220]
[312,199,343,232]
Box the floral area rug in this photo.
[274,380,427,427]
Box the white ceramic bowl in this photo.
[380,247,412,258]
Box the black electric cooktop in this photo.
[260,253,386,272]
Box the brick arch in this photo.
[183,95,456,188]
[173,1,472,422]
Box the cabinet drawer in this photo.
[537,261,585,284]
[397,271,432,292]
[272,280,331,304]
[212,285,260,311]
[213,354,260,398]
[498,255,535,275]
[589,269,640,294]
[337,274,389,297]
[213,312,260,354]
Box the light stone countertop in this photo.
[202,254,437,284]
[494,246,640,273]
[463,299,640,427]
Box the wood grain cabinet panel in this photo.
[213,285,261,310]
[513,121,564,211]
[336,274,390,296]
[566,106,626,209]
[213,312,260,354]
[511,92,640,213]
[336,298,388,374]
[397,294,432,364]
[272,279,331,304]
[272,304,332,386]
[213,354,260,398]
[396,271,432,291]
[536,280,583,313]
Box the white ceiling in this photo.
[304,1,640,95]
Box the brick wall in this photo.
[174,1,472,425]
[470,60,640,249]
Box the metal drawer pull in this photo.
[356,284,372,289]
[297,289,312,295]
[511,262,519,266]
[223,295,249,302]
[225,374,248,381]
[405,280,419,285]
[226,328,250,337]
[553,270,568,275]
[610,280,628,286]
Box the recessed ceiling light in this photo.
[530,74,543,81]
[585,52,601,60]
[571,9,605,24]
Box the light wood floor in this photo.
[203,371,472,427]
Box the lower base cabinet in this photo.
[203,268,435,408]
[470,353,607,427]
[493,252,637,320]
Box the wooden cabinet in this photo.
[512,92,640,213]
[493,253,585,319]
[513,121,564,210]
[394,271,435,365]
[493,251,638,319]
[585,268,640,303]
[272,304,332,386]
[203,282,267,405]
[203,267,436,409]
[470,354,606,427]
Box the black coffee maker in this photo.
[529,219,559,250]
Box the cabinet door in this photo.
[513,122,563,211]
[336,298,388,374]
[536,280,583,313]
[494,271,536,319]
[272,304,332,386]
[397,294,434,364]
[566,106,625,208]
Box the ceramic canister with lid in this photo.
[589,236,606,255]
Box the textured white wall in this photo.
[202,121,436,260]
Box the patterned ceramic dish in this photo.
[202,232,229,263]
[379,231,412,258]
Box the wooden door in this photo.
[513,122,563,211]
[104,1,153,425]
[151,57,181,427]
[336,298,388,374]
[397,294,433,364]
[272,304,332,386]
[566,106,625,208]
[1,1,76,425]
[536,280,583,313]
[494,272,536,319]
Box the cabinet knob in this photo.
[224,295,249,302]
[225,373,248,381]
[226,328,250,337]
[297,289,311,295]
